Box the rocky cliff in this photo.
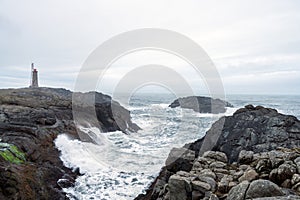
[169,96,233,114]
[0,87,140,199]
[136,105,300,200]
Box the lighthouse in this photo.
[30,63,39,88]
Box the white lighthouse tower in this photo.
[30,63,39,88]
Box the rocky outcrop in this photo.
[137,148,300,200]
[0,87,140,199]
[136,105,300,200]
[169,96,233,114]
[189,104,300,162]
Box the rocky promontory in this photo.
[136,105,300,200]
[169,96,233,114]
[0,87,140,199]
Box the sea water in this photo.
[55,94,300,200]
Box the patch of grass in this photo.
[0,142,26,164]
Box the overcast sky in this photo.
[1,0,300,95]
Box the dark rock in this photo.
[192,190,203,200]
[270,162,297,184]
[291,174,300,185]
[191,180,211,193]
[203,151,228,163]
[246,179,284,199]
[238,169,258,182]
[238,150,254,164]
[168,173,192,200]
[227,181,250,200]
[217,175,233,194]
[251,196,300,200]
[168,96,233,114]
[165,148,195,173]
[188,105,300,163]
[0,87,140,199]
[198,175,216,192]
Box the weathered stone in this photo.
[294,157,300,174]
[192,190,203,200]
[270,162,297,184]
[168,174,192,200]
[215,173,226,181]
[208,193,219,200]
[233,170,244,180]
[256,159,272,173]
[209,161,227,169]
[245,180,284,199]
[177,171,192,177]
[191,181,211,193]
[294,157,300,165]
[198,175,216,192]
[166,148,195,173]
[238,150,254,164]
[227,181,250,200]
[281,179,291,188]
[203,151,228,163]
[239,164,249,171]
[238,169,258,182]
[268,151,284,168]
[228,181,237,188]
[292,182,300,193]
[217,175,233,194]
[192,161,203,171]
[196,157,211,166]
[199,169,216,180]
[291,174,300,185]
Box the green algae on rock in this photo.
[0,142,26,164]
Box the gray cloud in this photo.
[1,0,300,94]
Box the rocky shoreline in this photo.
[136,105,300,200]
[0,87,139,199]
[1,87,300,200]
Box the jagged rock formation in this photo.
[169,96,233,114]
[136,105,300,200]
[0,87,140,199]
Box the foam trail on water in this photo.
[55,133,157,200]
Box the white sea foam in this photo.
[55,133,157,200]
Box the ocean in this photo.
[55,94,300,200]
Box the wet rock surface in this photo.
[169,96,233,114]
[136,105,300,200]
[0,87,140,199]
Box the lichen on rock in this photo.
[0,142,26,164]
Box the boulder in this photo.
[238,150,254,164]
[187,105,300,163]
[238,169,259,182]
[227,181,250,200]
[245,179,284,199]
[169,96,233,114]
[168,173,192,200]
[166,148,195,173]
[203,151,228,163]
